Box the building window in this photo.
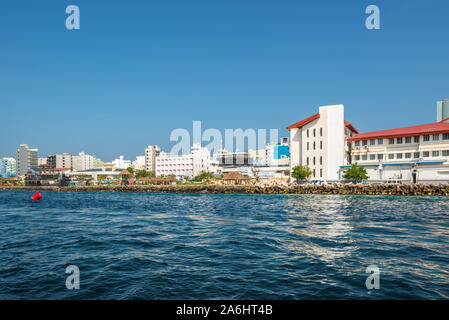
[378,154,383,160]
[433,134,440,141]
[442,150,449,156]
[443,133,449,140]
[320,141,323,150]
[307,129,309,138]
[405,153,411,159]
[307,142,309,151]
[355,141,360,147]
[388,154,394,160]
[396,153,403,159]
[320,168,322,177]
[424,135,430,142]
[378,139,383,145]
[313,157,316,165]
[405,137,411,143]
[354,155,360,161]
[397,137,403,144]
[414,136,420,143]
[362,140,368,146]
[432,151,439,157]
[320,156,322,165]
[370,154,375,160]
[313,169,316,177]
[370,139,375,145]
[313,129,316,137]
[389,138,395,144]
[320,128,323,136]
[423,151,430,157]
[313,142,316,150]
[307,157,309,165]
[414,152,420,159]
[362,155,367,161]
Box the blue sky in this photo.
[1,0,448,161]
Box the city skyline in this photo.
[1,0,449,160]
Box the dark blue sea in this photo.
[0,190,448,299]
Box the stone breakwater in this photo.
[1,184,449,196]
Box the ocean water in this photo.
[0,190,448,300]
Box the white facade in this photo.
[16,144,38,177]
[345,126,449,183]
[132,156,146,170]
[145,145,160,172]
[112,156,132,169]
[77,152,94,171]
[156,144,211,179]
[288,105,357,181]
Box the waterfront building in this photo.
[112,156,132,169]
[0,157,16,177]
[344,119,449,183]
[155,143,211,179]
[15,144,38,177]
[287,105,358,181]
[145,145,160,172]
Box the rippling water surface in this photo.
[0,191,448,299]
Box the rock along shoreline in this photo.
[1,184,449,196]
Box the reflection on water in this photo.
[0,191,448,299]
[284,196,357,264]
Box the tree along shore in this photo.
[1,184,449,196]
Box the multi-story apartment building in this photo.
[156,144,211,179]
[78,152,94,171]
[345,119,449,183]
[145,145,160,172]
[47,153,75,170]
[16,144,38,177]
[287,104,358,180]
[0,158,16,177]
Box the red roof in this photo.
[286,113,320,130]
[286,113,358,133]
[345,121,358,134]
[348,121,449,142]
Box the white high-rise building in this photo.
[16,144,38,177]
[287,104,358,181]
[156,144,211,179]
[145,145,160,172]
[77,152,94,171]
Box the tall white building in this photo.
[77,152,94,171]
[112,156,132,169]
[145,145,160,172]
[16,144,38,177]
[287,104,358,181]
[156,143,211,179]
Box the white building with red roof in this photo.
[344,117,449,183]
[287,104,358,181]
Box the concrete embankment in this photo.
[1,184,449,196]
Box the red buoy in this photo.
[31,192,42,201]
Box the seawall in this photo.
[1,184,449,196]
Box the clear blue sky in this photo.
[1,0,448,161]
